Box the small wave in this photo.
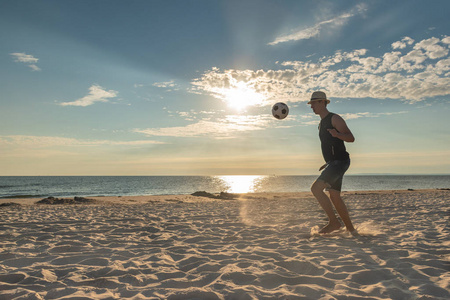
[0,183,42,189]
[0,194,43,199]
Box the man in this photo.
[308,91,357,235]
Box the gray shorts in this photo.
[317,159,350,191]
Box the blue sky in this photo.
[1,0,449,175]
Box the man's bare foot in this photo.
[349,229,359,237]
[319,221,342,234]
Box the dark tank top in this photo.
[319,113,349,162]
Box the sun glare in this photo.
[222,82,264,110]
[218,175,265,193]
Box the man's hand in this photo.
[319,163,328,171]
[327,128,340,138]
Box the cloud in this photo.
[10,52,38,63]
[152,80,180,92]
[191,73,269,109]
[413,37,448,59]
[59,84,118,107]
[194,36,450,102]
[10,52,41,71]
[392,37,415,49]
[268,4,367,45]
[171,110,217,121]
[153,80,176,88]
[134,80,179,89]
[28,64,41,71]
[0,135,166,148]
[341,111,408,120]
[134,115,275,139]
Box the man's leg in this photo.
[311,180,342,233]
[329,189,355,233]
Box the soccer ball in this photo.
[272,102,289,120]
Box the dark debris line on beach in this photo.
[191,191,238,200]
[0,202,22,207]
[36,196,97,205]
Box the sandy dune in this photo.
[0,189,449,299]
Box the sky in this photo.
[0,0,449,176]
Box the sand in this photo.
[0,189,449,299]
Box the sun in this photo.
[222,82,265,110]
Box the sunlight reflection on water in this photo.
[215,175,267,193]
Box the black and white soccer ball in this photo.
[272,102,289,120]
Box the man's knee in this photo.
[311,180,328,195]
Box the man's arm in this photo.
[328,115,355,143]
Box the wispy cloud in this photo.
[268,4,367,45]
[153,80,177,88]
[194,36,450,102]
[134,115,276,139]
[59,84,118,107]
[10,52,41,71]
[341,111,408,120]
[10,52,38,63]
[0,135,165,148]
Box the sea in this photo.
[0,175,449,199]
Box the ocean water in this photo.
[0,175,449,198]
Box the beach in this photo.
[0,189,449,299]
